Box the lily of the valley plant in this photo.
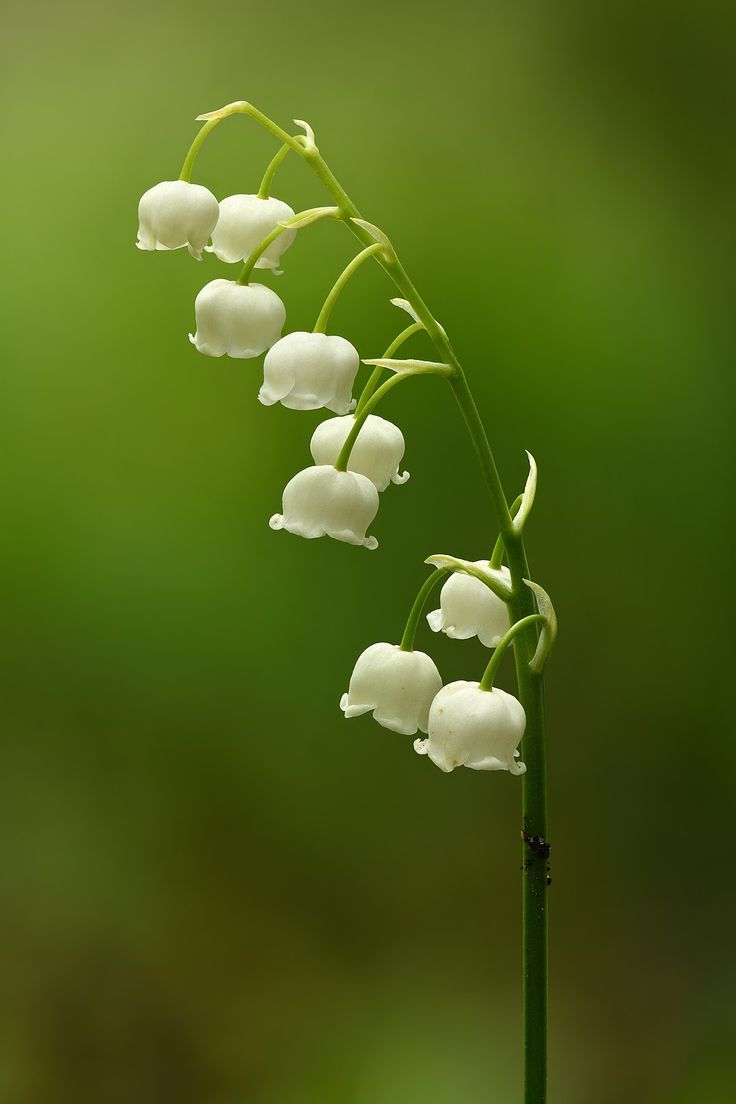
[137,100,558,1104]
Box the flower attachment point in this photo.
[351,218,393,259]
[426,564,511,647]
[136,180,219,260]
[415,682,526,774]
[269,465,379,548]
[310,414,409,491]
[260,332,359,414]
[341,643,442,736]
[207,194,296,268]
[189,279,285,358]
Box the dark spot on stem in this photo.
[521,830,551,861]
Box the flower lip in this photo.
[260,331,360,414]
[310,413,409,492]
[270,465,379,548]
[189,279,286,359]
[340,642,442,735]
[427,564,511,648]
[417,680,526,774]
[137,180,219,260]
[206,193,297,267]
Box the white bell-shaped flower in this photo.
[309,414,409,492]
[270,465,379,548]
[189,279,286,359]
[415,682,526,774]
[207,194,297,268]
[259,332,359,414]
[340,643,442,735]
[136,180,219,260]
[427,564,511,647]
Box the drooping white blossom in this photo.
[415,682,526,774]
[340,643,442,735]
[269,465,379,548]
[427,564,511,647]
[189,280,286,358]
[207,194,296,268]
[259,332,359,414]
[310,414,409,492]
[136,180,219,260]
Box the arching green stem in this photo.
[258,142,290,199]
[335,364,450,473]
[313,243,385,333]
[355,322,424,416]
[480,615,546,691]
[194,99,549,1104]
[179,117,222,182]
[236,207,341,285]
[399,569,448,652]
[490,494,524,569]
[334,373,412,472]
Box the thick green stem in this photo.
[490,494,524,569]
[258,142,290,199]
[205,100,549,1104]
[399,569,447,652]
[314,243,384,333]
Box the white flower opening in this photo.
[415,682,526,774]
[310,414,409,492]
[259,332,359,414]
[189,279,286,358]
[340,643,442,736]
[270,465,379,548]
[427,564,511,647]
[137,180,219,260]
[207,194,297,268]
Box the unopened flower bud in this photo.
[427,565,511,647]
[341,643,442,735]
[269,465,379,548]
[415,682,526,774]
[136,180,219,260]
[189,280,285,358]
[310,414,409,492]
[259,332,359,414]
[207,194,296,268]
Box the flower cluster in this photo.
[136,106,555,778]
[340,567,528,775]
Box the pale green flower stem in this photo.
[399,569,448,652]
[179,118,222,182]
[258,142,290,199]
[480,615,546,692]
[192,101,549,1104]
[237,207,342,285]
[314,243,384,333]
[333,363,449,473]
[355,322,424,416]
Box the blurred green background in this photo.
[1,1,734,1101]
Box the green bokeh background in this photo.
[2,2,734,1101]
